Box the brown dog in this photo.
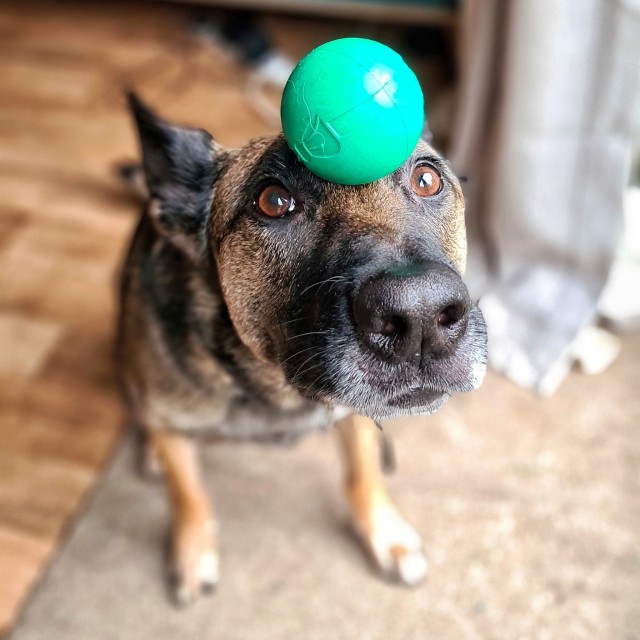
[117,93,487,605]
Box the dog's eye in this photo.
[256,185,296,218]
[410,164,442,197]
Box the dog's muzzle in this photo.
[281,259,487,419]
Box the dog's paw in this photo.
[168,518,219,606]
[352,500,427,587]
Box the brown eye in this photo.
[410,164,441,197]
[256,184,296,218]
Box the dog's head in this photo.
[130,94,487,419]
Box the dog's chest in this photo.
[217,396,334,442]
[144,381,334,442]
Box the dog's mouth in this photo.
[388,387,449,409]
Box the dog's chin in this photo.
[307,385,451,421]
[384,387,451,417]
[294,357,477,420]
[336,390,451,420]
[330,386,452,421]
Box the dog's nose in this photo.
[352,262,471,364]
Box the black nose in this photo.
[352,262,471,364]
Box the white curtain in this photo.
[451,0,640,394]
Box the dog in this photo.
[117,93,487,605]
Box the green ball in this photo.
[281,38,425,185]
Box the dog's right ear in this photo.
[127,92,223,256]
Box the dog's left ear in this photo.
[127,92,223,256]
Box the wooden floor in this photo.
[0,1,354,631]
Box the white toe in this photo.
[397,549,428,586]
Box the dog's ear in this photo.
[127,92,223,256]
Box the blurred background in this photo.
[0,0,639,638]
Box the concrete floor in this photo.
[11,335,640,640]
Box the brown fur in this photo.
[117,94,486,604]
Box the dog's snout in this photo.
[352,262,471,364]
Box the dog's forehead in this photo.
[225,134,444,198]
[321,139,453,219]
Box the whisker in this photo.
[299,275,347,297]
[280,344,318,365]
[285,329,330,341]
[292,362,324,385]
[291,342,333,388]
[276,317,306,328]
[291,353,320,380]
[302,370,329,397]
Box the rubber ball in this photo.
[281,38,425,185]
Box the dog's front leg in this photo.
[336,415,427,586]
[150,430,218,605]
